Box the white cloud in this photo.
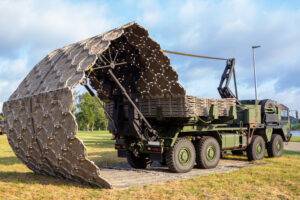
[0,0,114,112]
[160,0,300,111]
[0,0,299,114]
[0,0,114,56]
[0,79,21,105]
[237,79,300,111]
[183,71,300,111]
[0,56,29,106]
[0,56,29,77]
[137,0,162,27]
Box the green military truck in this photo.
[106,56,293,173]
[3,23,295,187]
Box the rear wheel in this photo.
[267,134,284,157]
[195,136,220,169]
[126,151,151,169]
[246,135,265,161]
[166,137,196,173]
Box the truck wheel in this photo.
[267,134,284,157]
[195,136,220,169]
[126,151,151,169]
[166,137,196,173]
[231,150,244,155]
[246,135,265,161]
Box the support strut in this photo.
[107,69,158,141]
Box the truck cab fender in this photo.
[273,128,289,142]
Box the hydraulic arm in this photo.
[163,50,239,103]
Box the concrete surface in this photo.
[285,142,300,152]
[97,142,299,189]
[100,159,255,188]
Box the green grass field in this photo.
[0,131,299,200]
[290,136,300,142]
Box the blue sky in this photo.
[0,0,300,112]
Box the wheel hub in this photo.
[206,146,216,161]
[178,148,190,165]
[276,141,282,151]
[256,143,262,154]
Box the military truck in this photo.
[3,23,294,187]
[107,54,293,173]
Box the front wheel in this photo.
[166,137,196,173]
[267,134,284,157]
[195,136,220,169]
[246,135,265,161]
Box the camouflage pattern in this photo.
[2,22,292,188]
[3,22,184,188]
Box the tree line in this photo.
[0,93,108,131]
[75,92,108,131]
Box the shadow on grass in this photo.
[87,151,126,168]
[0,171,102,188]
[0,156,21,165]
[222,154,248,161]
[0,152,123,188]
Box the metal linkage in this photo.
[218,58,240,101]
[163,49,239,102]
[107,69,158,141]
[92,61,127,71]
[87,58,159,141]
[163,50,228,61]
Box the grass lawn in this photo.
[0,131,299,200]
[290,136,300,142]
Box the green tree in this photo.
[75,93,108,131]
[292,123,300,130]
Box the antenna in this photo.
[252,45,261,104]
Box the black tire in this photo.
[126,151,151,169]
[195,136,220,169]
[231,150,244,155]
[246,135,265,161]
[267,134,284,157]
[166,137,196,173]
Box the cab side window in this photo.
[281,109,289,121]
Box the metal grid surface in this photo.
[3,22,184,187]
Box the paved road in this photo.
[285,142,300,152]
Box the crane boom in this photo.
[163,50,239,103]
